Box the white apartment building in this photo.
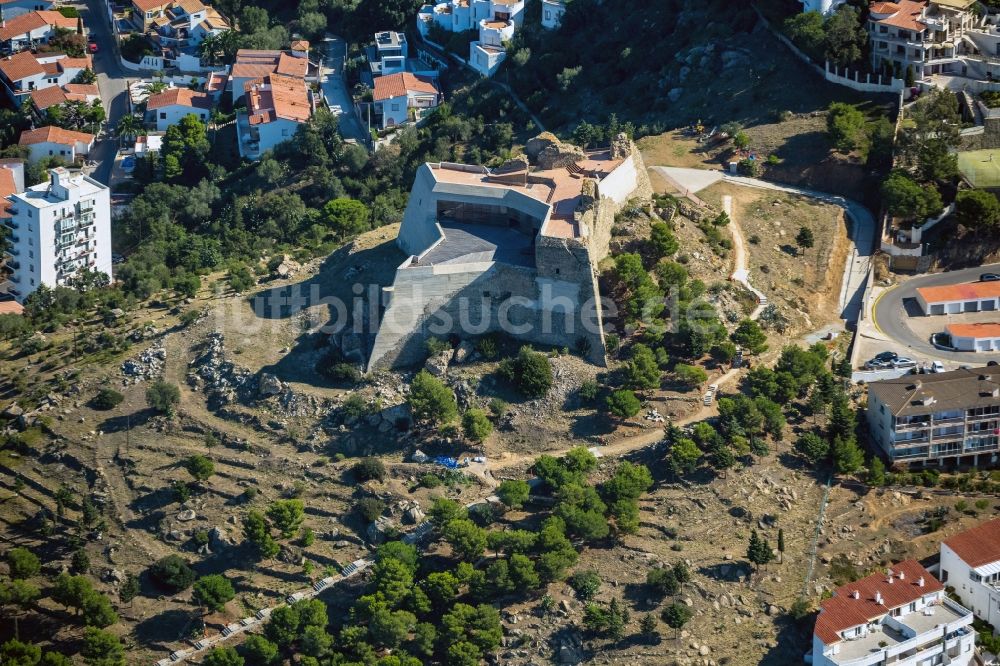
[940,517,1000,631]
[802,0,847,14]
[866,366,1000,467]
[3,167,111,302]
[541,0,565,29]
[373,72,439,129]
[811,560,975,666]
[417,0,524,77]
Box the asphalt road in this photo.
[80,0,131,186]
[319,36,367,145]
[872,262,1000,363]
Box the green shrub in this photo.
[90,388,124,411]
[498,347,553,398]
[353,457,387,482]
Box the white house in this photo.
[0,0,55,21]
[940,517,1000,631]
[541,0,565,29]
[0,9,78,52]
[917,281,1000,315]
[229,48,311,105]
[2,167,111,302]
[18,125,95,164]
[0,51,92,104]
[144,87,212,130]
[801,0,846,14]
[811,559,975,666]
[373,72,439,129]
[417,0,524,77]
[0,158,24,223]
[372,30,407,76]
[236,73,313,160]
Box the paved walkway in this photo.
[722,194,768,320]
[319,36,368,145]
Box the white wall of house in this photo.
[940,543,1000,630]
[4,23,64,51]
[151,106,209,131]
[470,42,504,77]
[378,93,408,128]
[541,0,564,29]
[919,293,1000,315]
[254,117,301,155]
[25,140,89,164]
[951,332,1000,352]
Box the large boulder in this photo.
[424,350,450,377]
[366,516,396,544]
[525,132,585,170]
[258,373,283,396]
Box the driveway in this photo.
[318,36,367,145]
[872,263,1000,363]
[81,0,131,186]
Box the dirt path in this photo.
[488,367,742,471]
[723,194,768,320]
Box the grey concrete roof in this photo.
[417,222,533,268]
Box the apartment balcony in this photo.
[892,447,930,460]
[932,415,965,426]
[895,419,930,431]
[966,411,1000,422]
[479,18,514,46]
[930,431,965,443]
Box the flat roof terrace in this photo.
[416,221,533,268]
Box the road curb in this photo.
[869,283,897,337]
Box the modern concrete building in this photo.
[916,281,1000,315]
[947,323,1000,352]
[540,0,565,29]
[366,133,651,371]
[811,560,975,666]
[417,0,525,77]
[866,366,1000,467]
[801,0,847,13]
[144,87,212,131]
[0,0,55,22]
[940,517,1000,632]
[3,167,111,302]
[372,72,439,129]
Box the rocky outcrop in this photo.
[525,132,585,170]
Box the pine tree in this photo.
[777,529,785,564]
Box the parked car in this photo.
[929,361,945,373]
[893,357,917,368]
[980,273,1000,282]
[864,359,893,370]
[873,351,898,362]
[88,40,98,53]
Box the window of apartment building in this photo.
[391,103,400,111]
[28,251,33,258]
[879,25,888,33]
[160,112,167,119]
[971,571,982,583]
[544,9,550,18]
[29,264,34,272]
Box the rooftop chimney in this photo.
[917,576,924,587]
[887,575,894,584]
[875,591,884,605]
[898,571,905,581]
[851,590,860,599]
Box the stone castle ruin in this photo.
[365,132,652,371]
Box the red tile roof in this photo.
[63,83,100,97]
[231,49,307,80]
[917,281,1000,304]
[133,0,171,12]
[0,10,77,41]
[19,125,95,147]
[814,560,943,645]
[870,0,927,32]
[146,87,212,110]
[0,301,23,315]
[373,72,439,101]
[943,517,1000,568]
[947,323,1000,339]
[0,165,17,220]
[0,50,45,82]
[290,40,309,51]
[29,85,68,110]
[245,74,311,125]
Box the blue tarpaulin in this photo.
[433,456,460,469]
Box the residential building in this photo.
[18,126,95,164]
[866,366,1000,467]
[0,51,91,104]
[364,31,441,85]
[0,9,78,53]
[417,0,524,77]
[236,73,313,160]
[28,82,100,114]
[372,72,439,129]
[3,167,111,302]
[0,158,24,222]
[0,0,55,22]
[139,0,230,52]
[366,133,651,371]
[811,559,975,666]
[947,323,1000,352]
[940,517,1000,631]
[867,0,984,84]
[229,48,314,104]
[802,0,847,14]
[144,87,212,130]
[133,134,163,156]
[917,280,1000,315]
[540,0,565,29]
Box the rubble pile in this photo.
[120,342,166,382]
